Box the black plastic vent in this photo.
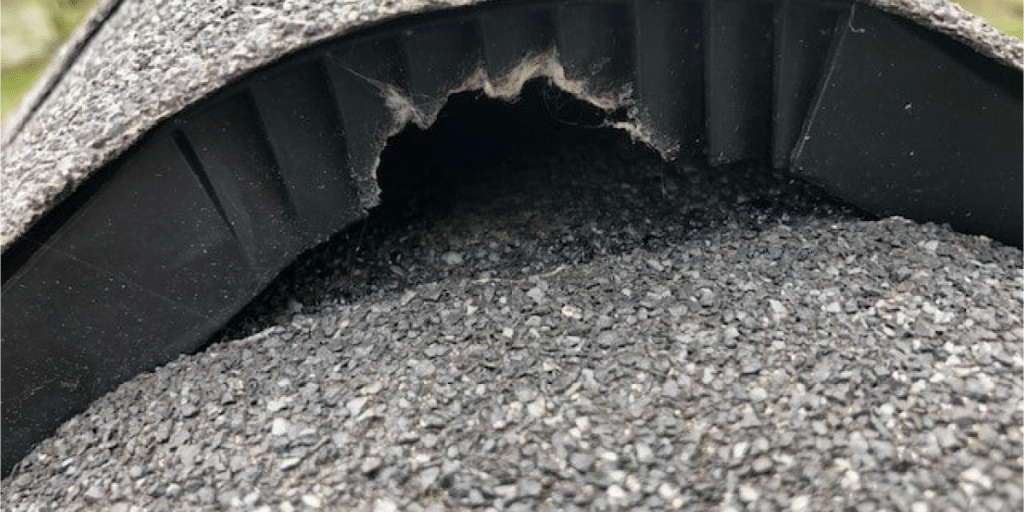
[2,0,1020,476]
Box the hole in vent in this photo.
[376,78,611,209]
[210,77,868,346]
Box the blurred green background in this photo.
[1,0,1022,124]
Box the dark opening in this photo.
[209,77,870,345]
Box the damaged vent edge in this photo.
[355,48,677,214]
[3,0,1021,477]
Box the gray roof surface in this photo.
[1,0,1021,252]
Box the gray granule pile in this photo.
[1,0,1020,251]
[3,128,1021,511]
[1,0,1021,508]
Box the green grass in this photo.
[1,0,1022,124]
[957,0,1023,39]
[2,0,97,124]
[1,60,47,120]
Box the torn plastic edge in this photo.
[347,47,669,213]
[3,0,1019,255]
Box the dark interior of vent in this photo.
[207,77,869,347]
[375,78,613,206]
